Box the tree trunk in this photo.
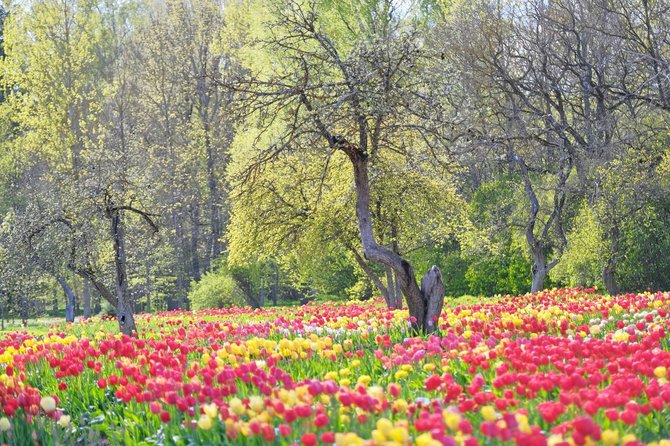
[514,152,566,294]
[171,204,185,310]
[145,259,152,312]
[190,203,201,281]
[204,124,223,263]
[602,263,618,295]
[385,266,395,308]
[20,294,28,327]
[390,223,403,309]
[93,289,101,314]
[347,148,443,332]
[272,264,278,306]
[82,278,91,319]
[57,277,77,323]
[110,209,137,336]
[531,263,547,293]
[421,266,444,334]
[394,274,403,310]
[530,250,547,293]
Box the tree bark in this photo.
[385,266,395,308]
[190,203,201,281]
[82,278,91,319]
[350,247,390,306]
[389,223,403,310]
[393,274,403,310]
[57,277,77,323]
[204,124,223,262]
[93,290,101,314]
[109,208,137,336]
[602,263,618,296]
[421,266,444,334]
[530,254,547,294]
[173,208,187,310]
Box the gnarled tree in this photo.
[226,0,459,332]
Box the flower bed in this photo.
[0,288,668,445]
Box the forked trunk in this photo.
[347,148,444,333]
[531,254,547,293]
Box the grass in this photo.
[0,317,59,336]
[0,294,499,338]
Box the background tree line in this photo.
[0,0,667,333]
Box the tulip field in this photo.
[0,289,669,445]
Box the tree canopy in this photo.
[0,0,668,333]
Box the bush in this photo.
[188,268,247,310]
[440,253,470,297]
[464,241,532,296]
[99,300,116,317]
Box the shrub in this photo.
[188,268,247,310]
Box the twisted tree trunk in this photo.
[347,148,444,333]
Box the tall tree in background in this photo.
[0,0,111,322]
[0,0,161,334]
[134,0,232,308]
[448,0,669,293]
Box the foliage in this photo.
[464,247,531,297]
[188,267,246,311]
[617,201,670,292]
[551,203,605,288]
[0,0,668,328]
